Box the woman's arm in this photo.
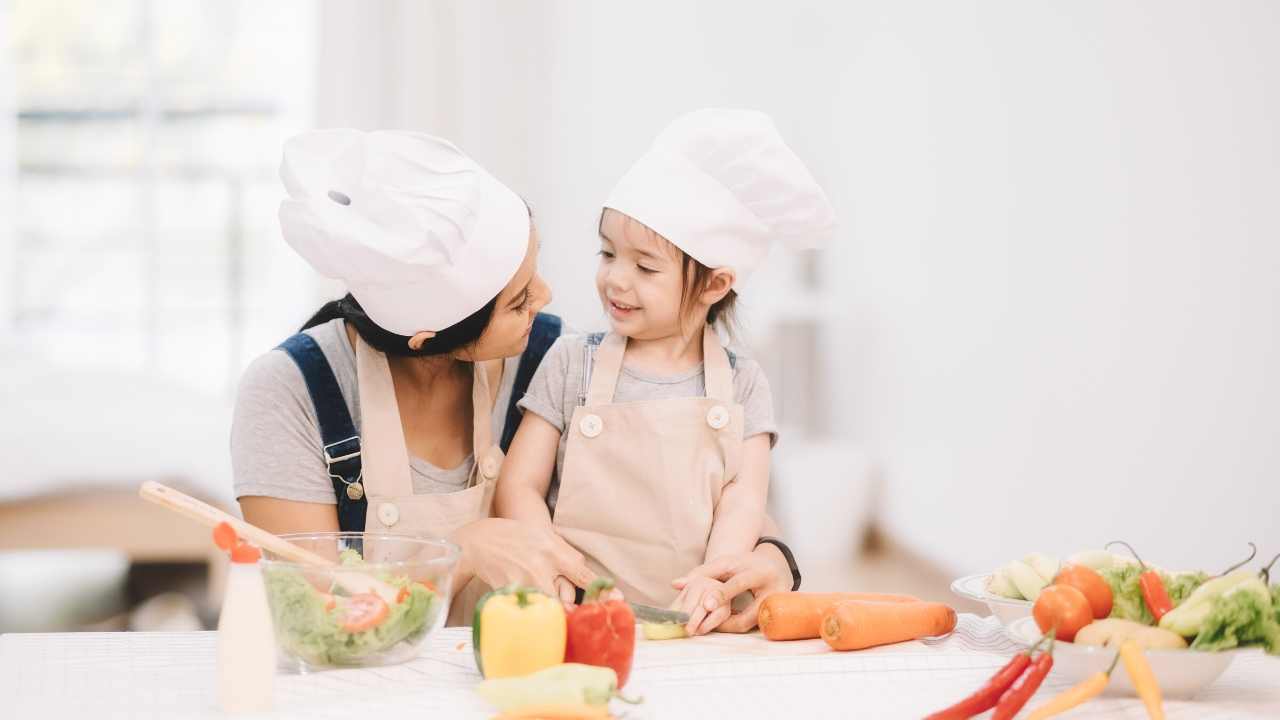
[704,433,771,562]
[493,412,561,525]
[239,496,341,535]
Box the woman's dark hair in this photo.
[301,293,497,357]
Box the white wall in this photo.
[316,0,1280,574]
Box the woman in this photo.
[231,128,798,627]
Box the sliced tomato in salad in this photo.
[394,581,437,604]
[339,593,390,633]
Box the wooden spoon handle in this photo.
[138,480,334,567]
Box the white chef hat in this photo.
[604,109,835,288]
[278,129,529,336]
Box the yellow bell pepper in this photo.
[473,586,567,678]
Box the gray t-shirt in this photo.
[231,318,520,504]
[516,333,778,514]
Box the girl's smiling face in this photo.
[596,209,688,340]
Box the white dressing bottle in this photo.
[216,537,276,713]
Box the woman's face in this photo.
[458,226,551,361]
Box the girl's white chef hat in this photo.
[278,129,528,336]
[604,108,835,287]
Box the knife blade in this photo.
[628,602,690,625]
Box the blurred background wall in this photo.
[2,0,1277,631]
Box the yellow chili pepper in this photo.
[1119,639,1165,720]
[1024,652,1119,720]
[473,586,567,679]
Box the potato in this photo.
[1074,618,1188,650]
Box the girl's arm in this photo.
[704,433,772,562]
[493,412,561,525]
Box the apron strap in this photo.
[354,336,416,498]
[585,332,627,406]
[277,333,366,533]
[702,325,735,403]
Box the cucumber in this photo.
[986,569,1022,599]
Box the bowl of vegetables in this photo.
[1008,544,1280,700]
[261,532,457,671]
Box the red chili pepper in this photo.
[992,642,1055,720]
[923,652,1032,719]
[1108,540,1174,622]
[564,578,636,688]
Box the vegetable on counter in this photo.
[1033,585,1092,642]
[1119,639,1166,720]
[476,663,637,713]
[640,621,688,641]
[473,586,567,679]
[923,634,1046,720]
[758,591,920,641]
[1024,651,1119,720]
[819,600,956,651]
[992,636,1055,720]
[1107,541,1174,623]
[565,579,636,688]
[1074,618,1187,650]
[1052,564,1113,619]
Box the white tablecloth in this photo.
[2,615,1277,719]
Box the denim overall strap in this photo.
[277,333,367,532]
[500,312,563,452]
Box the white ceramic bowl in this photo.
[1007,616,1241,699]
[951,573,1033,626]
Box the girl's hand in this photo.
[673,544,793,633]
[452,518,595,598]
[671,575,731,636]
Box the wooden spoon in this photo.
[139,481,399,603]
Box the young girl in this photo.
[496,109,834,634]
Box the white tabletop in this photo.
[2,615,1277,719]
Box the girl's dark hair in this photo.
[680,253,738,334]
[301,293,497,357]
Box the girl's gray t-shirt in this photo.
[230,318,520,504]
[516,333,778,514]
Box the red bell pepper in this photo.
[565,578,636,688]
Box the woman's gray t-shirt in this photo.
[230,318,520,504]
[516,333,778,514]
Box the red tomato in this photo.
[1054,564,1114,619]
[1033,584,1093,641]
[340,593,390,633]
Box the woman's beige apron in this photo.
[552,326,745,607]
[353,336,503,625]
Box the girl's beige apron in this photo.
[552,326,745,607]
[353,336,503,625]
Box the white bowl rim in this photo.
[951,573,1034,607]
[261,531,461,571]
[1006,615,1255,658]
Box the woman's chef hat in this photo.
[604,109,835,287]
[278,129,529,336]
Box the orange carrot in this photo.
[759,591,921,641]
[820,600,957,651]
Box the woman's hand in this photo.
[452,518,595,597]
[673,544,794,633]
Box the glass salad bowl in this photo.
[260,532,459,671]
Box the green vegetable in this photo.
[1166,571,1209,605]
[263,566,437,665]
[338,548,364,566]
[1101,565,1155,624]
[476,663,628,711]
[1005,560,1049,601]
[1099,566,1208,625]
[1159,569,1256,637]
[1190,577,1280,654]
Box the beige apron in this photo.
[354,336,503,625]
[552,326,745,607]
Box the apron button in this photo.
[707,405,730,430]
[579,414,603,438]
[480,456,500,479]
[378,502,400,527]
